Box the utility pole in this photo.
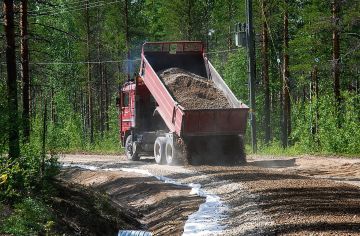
[246,0,257,153]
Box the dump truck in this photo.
[117,41,249,165]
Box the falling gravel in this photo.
[159,68,231,110]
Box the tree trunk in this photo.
[227,0,233,50]
[357,73,360,122]
[332,0,341,114]
[41,97,47,177]
[205,0,210,50]
[20,0,30,143]
[3,0,20,159]
[282,0,291,148]
[186,0,192,40]
[81,90,87,140]
[279,67,283,144]
[311,65,319,137]
[50,87,56,123]
[124,0,131,81]
[96,9,104,137]
[104,65,109,132]
[100,64,105,137]
[85,0,94,143]
[261,0,271,144]
[30,86,36,119]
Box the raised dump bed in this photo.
[141,41,249,137]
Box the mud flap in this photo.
[186,135,246,165]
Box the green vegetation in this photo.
[0,143,58,201]
[0,198,54,235]
[2,0,359,159]
[0,141,58,234]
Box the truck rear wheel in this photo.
[165,139,175,165]
[154,137,166,164]
[125,135,140,161]
[165,137,188,165]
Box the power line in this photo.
[28,1,85,14]
[29,0,120,18]
[0,0,117,23]
[30,1,109,17]
[0,59,141,65]
[31,59,140,65]
[30,0,106,15]
[258,0,281,63]
[257,0,293,103]
[42,0,99,8]
[204,48,240,55]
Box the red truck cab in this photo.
[119,75,165,161]
[119,82,135,146]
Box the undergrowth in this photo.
[0,142,59,235]
[0,198,54,235]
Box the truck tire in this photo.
[125,135,140,161]
[165,139,175,165]
[154,137,166,164]
[165,138,188,165]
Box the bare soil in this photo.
[59,163,204,236]
[50,180,142,235]
[159,68,230,109]
[59,154,360,235]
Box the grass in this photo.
[49,135,125,155]
[247,142,360,158]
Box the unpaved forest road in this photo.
[60,154,360,235]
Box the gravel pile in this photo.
[159,68,231,110]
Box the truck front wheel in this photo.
[125,135,140,161]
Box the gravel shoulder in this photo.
[59,164,203,235]
[59,154,360,235]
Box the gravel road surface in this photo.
[60,154,360,235]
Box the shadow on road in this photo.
[248,158,296,168]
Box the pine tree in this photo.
[20,0,30,143]
[261,0,271,144]
[3,0,20,159]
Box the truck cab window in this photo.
[123,93,129,107]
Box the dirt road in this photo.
[60,154,360,235]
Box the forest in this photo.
[1,0,359,157]
[0,0,360,234]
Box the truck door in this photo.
[120,89,134,143]
[120,91,132,142]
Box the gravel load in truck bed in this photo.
[158,67,231,110]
